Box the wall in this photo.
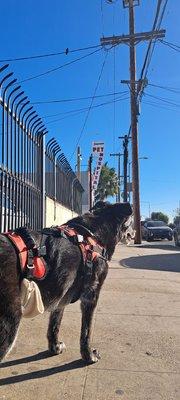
[45,197,78,227]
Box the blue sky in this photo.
[1,0,179,221]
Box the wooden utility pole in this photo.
[100,0,165,244]
[128,0,141,243]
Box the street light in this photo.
[128,156,148,202]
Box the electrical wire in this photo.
[159,38,180,53]
[19,48,103,83]
[31,90,128,105]
[144,92,180,108]
[0,44,102,62]
[139,0,163,81]
[43,94,129,122]
[143,100,180,113]
[69,49,111,159]
[139,0,169,95]
[149,82,180,94]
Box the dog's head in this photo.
[91,201,132,220]
[90,201,133,245]
[70,201,133,260]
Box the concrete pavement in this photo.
[0,241,180,399]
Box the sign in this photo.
[92,142,104,191]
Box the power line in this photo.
[0,44,102,62]
[31,90,128,105]
[44,94,129,123]
[143,100,180,113]
[144,92,180,108]
[159,38,180,53]
[139,0,169,93]
[19,48,103,83]
[139,0,164,81]
[149,83,180,93]
[70,50,110,159]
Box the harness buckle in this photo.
[27,264,35,270]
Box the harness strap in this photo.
[4,232,27,269]
[4,231,46,280]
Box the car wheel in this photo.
[168,238,173,241]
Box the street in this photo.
[0,240,180,399]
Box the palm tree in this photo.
[95,162,118,201]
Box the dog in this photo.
[0,201,132,364]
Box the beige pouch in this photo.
[21,278,44,318]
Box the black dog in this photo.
[0,202,132,363]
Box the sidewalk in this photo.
[0,242,180,399]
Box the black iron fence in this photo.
[45,139,83,215]
[0,64,83,232]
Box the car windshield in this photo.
[147,221,166,227]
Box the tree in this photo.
[151,211,169,224]
[95,162,118,201]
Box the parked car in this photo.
[173,225,180,247]
[141,220,173,242]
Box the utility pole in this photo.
[100,0,165,244]
[76,146,81,182]
[119,135,129,202]
[88,154,93,210]
[128,0,141,243]
[110,153,122,202]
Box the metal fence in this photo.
[45,139,83,215]
[0,64,83,232]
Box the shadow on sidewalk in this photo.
[120,252,180,273]
[135,242,180,252]
[0,353,86,386]
[0,351,51,369]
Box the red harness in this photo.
[59,225,105,263]
[4,225,106,280]
[4,231,46,279]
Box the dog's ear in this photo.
[90,201,110,213]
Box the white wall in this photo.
[46,197,78,227]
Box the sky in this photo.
[0,0,180,221]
